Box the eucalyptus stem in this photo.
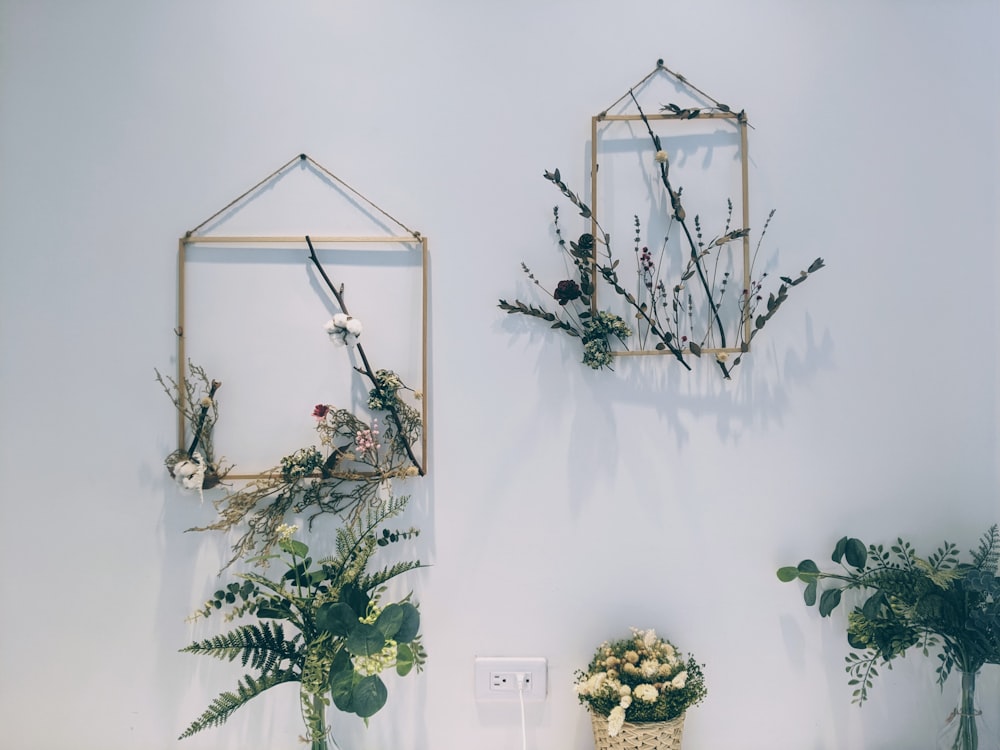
[305,236,424,476]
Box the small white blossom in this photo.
[634,684,659,702]
[671,670,688,689]
[654,150,669,164]
[276,523,298,541]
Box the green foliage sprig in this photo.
[778,525,1000,704]
[180,496,426,746]
[189,387,422,569]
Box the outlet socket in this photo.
[474,656,547,701]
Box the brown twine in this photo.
[186,153,421,239]
[599,58,730,118]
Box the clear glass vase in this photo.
[936,669,1000,750]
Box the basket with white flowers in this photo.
[574,628,706,750]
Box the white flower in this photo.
[325,313,362,346]
[633,684,659,702]
[715,351,729,363]
[619,695,632,709]
[671,670,688,689]
[276,523,298,541]
[640,659,660,679]
[607,706,626,737]
[173,452,206,502]
[654,150,669,164]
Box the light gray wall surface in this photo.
[1,1,998,749]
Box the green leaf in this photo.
[279,538,309,558]
[316,602,357,636]
[374,603,404,640]
[329,649,357,712]
[396,643,415,676]
[352,675,388,719]
[776,566,800,583]
[832,537,848,564]
[393,603,420,643]
[689,342,702,357]
[346,622,387,658]
[797,559,819,575]
[818,587,842,617]
[803,580,817,607]
[845,539,867,568]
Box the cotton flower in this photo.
[325,314,363,347]
[654,150,669,164]
[173,452,207,502]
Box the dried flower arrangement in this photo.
[500,61,824,377]
[160,237,425,567]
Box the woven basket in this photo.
[590,712,685,750]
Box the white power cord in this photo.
[516,673,528,750]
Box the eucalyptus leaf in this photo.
[346,622,387,658]
[777,566,799,583]
[844,538,867,568]
[352,675,388,719]
[316,602,357,636]
[819,588,842,617]
[803,580,817,607]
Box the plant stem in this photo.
[187,379,221,458]
[311,693,328,750]
[305,236,424,476]
[629,91,732,378]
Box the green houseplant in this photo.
[179,496,426,750]
[778,526,1000,750]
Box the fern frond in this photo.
[180,621,301,673]
[973,524,1000,573]
[178,669,299,739]
[356,561,425,593]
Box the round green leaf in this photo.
[374,603,404,640]
[393,603,420,643]
[329,650,356,712]
[832,537,848,564]
[316,602,357,636]
[352,675,388,718]
[844,538,867,569]
[346,622,387,658]
[776,566,799,583]
[818,587,842,617]
[396,643,414,676]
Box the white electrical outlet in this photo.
[474,656,547,701]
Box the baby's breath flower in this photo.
[276,523,298,541]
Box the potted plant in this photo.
[179,497,426,750]
[778,525,1000,750]
[573,628,707,749]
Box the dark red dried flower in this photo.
[553,279,582,306]
[312,404,329,418]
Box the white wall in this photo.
[1,2,998,749]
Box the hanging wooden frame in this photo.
[174,154,428,480]
[589,60,752,358]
